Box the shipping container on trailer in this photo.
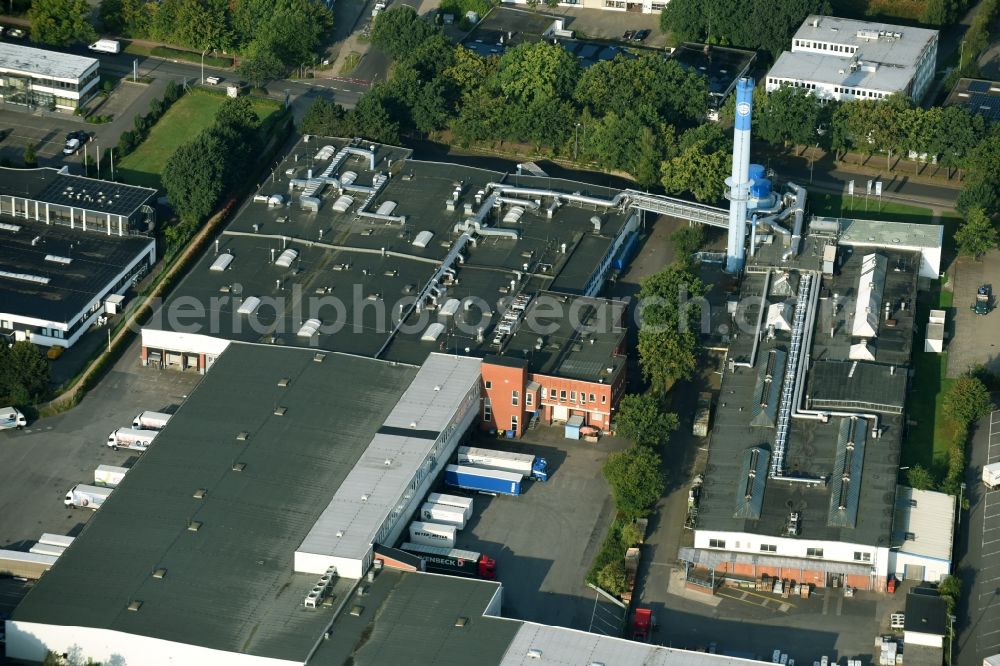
[426,492,473,520]
[444,464,522,496]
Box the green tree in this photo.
[98,0,125,33]
[755,84,824,148]
[371,6,438,60]
[937,575,961,614]
[444,46,499,94]
[0,341,50,405]
[943,374,993,425]
[237,47,285,88]
[349,86,401,144]
[300,98,350,137]
[602,446,665,519]
[162,131,227,223]
[615,393,679,448]
[496,41,580,105]
[671,226,705,261]
[906,464,936,490]
[638,326,699,392]
[29,0,97,46]
[23,142,37,168]
[660,140,730,202]
[955,208,998,259]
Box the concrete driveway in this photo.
[0,337,202,550]
[946,254,1000,377]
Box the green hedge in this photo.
[151,46,234,68]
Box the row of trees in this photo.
[660,0,827,58]
[746,85,994,213]
[0,342,50,406]
[908,369,993,495]
[302,7,727,200]
[636,227,706,393]
[161,96,264,248]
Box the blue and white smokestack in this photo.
[725,78,754,273]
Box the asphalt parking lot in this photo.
[449,425,629,630]
[946,254,1000,378]
[0,337,202,551]
[955,409,1000,666]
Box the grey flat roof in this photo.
[832,217,944,250]
[0,218,154,324]
[497,291,626,382]
[312,570,519,665]
[147,137,635,367]
[698,246,914,547]
[0,42,97,80]
[808,360,906,413]
[892,487,955,560]
[769,51,914,92]
[793,15,938,59]
[0,168,157,217]
[12,344,418,661]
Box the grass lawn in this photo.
[809,192,937,224]
[904,277,958,475]
[123,42,233,68]
[118,90,281,190]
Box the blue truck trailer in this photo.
[444,464,522,496]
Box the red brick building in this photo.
[479,294,627,438]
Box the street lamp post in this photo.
[574,122,581,162]
[201,47,210,85]
[958,481,966,530]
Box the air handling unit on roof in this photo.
[421,322,445,342]
[413,231,434,248]
[275,248,298,268]
[237,296,261,316]
[298,318,322,337]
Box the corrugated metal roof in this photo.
[892,486,955,561]
[829,417,867,528]
[296,354,482,571]
[852,252,886,338]
[0,42,98,80]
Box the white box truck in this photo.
[0,406,27,430]
[408,521,457,549]
[88,39,121,54]
[38,533,74,549]
[64,484,112,509]
[984,462,1000,490]
[94,464,128,487]
[419,502,467,529]
[132,411,171,430]
[426,492,473,520]
[107,427,156,451]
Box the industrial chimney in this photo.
[725,78,754,273]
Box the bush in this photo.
[596,560,627,597]
[585,516,628,588]
[603,446,665,519]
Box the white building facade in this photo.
[0,43,100,111]
[765,16,938,103]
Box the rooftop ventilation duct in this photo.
[274,248,298,268]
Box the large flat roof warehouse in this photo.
[0,42,98,79]
[12,343,419,661]
[0,217,155,326]
[142,137,641,370]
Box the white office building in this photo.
[0,42,100,111]
[765,16,938,103]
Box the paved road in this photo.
[955,409,1000,666]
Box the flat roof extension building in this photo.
[766,16,938,103]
